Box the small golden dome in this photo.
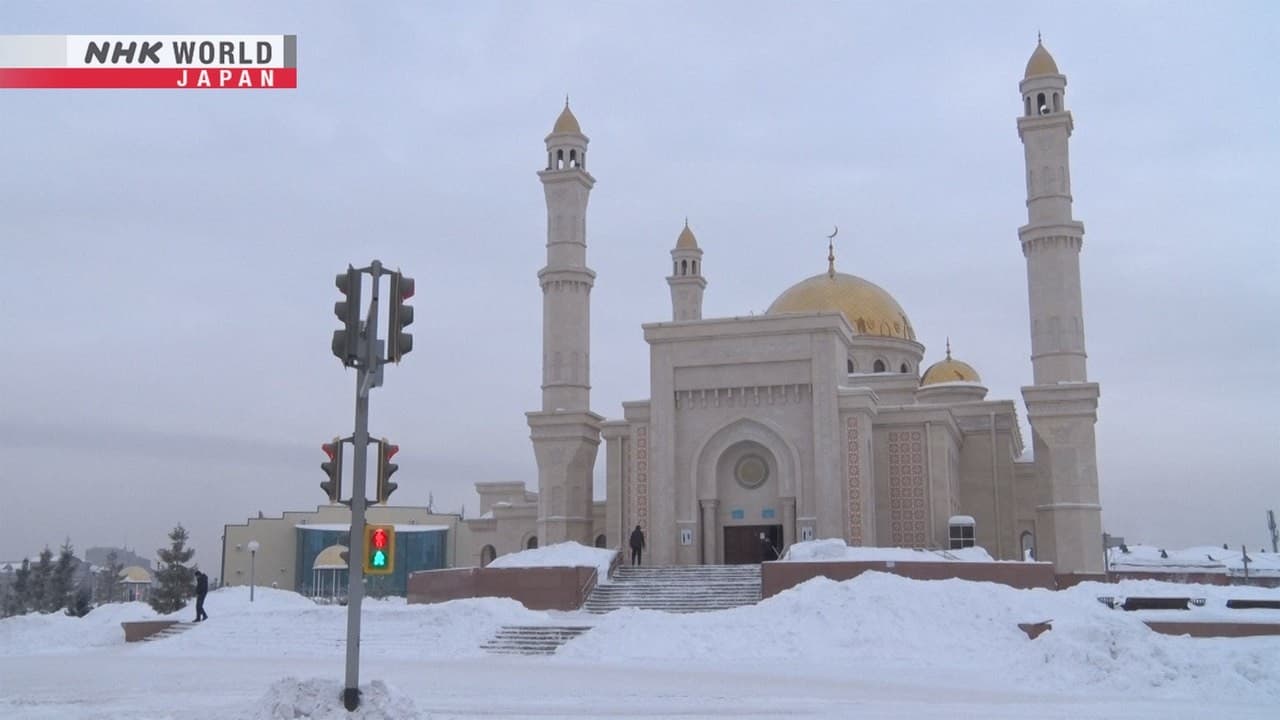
[552,102,582,134]
[676,221,698,250]
[313,544,349,570]
[768,271,915,340]
[119,565,152,583]
[1024,41,1060,79]
[921,342,981,385]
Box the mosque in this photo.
[506,38,1103,577]
[222,41,1104,592]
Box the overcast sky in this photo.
[1,2,1277,575]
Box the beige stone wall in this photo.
[222,505,463,590]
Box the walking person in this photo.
[193,570,209,622]
[629,524,645,566]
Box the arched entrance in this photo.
[693,418,801,565]
[479,544,496,567]
[716,441,782,564]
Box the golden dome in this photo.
[1024,41,1060,79]
[921,342,981,385]
[552,101,581,134]
[313,544,349,570]
[119,566,152,583]
[768,271,915,340]
[676,221,698,249]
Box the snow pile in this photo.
[243,677,420,719]
[0,601,157,655]
[488,541,617,580]
[561,571,1280,701]
[132,590,542,660]
[1109,544,1280,577]
[782,538,999,563]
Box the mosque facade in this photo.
[499,40,1104,576]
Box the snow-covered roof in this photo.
[1108,544,1280,577]
[294,523,449,533]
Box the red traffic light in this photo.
[384,444,399,461]
[370,527,388,550]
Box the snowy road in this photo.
[4,653,1273,720]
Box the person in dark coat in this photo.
[629,525,645,566]
[759,533,778,562]
[194,570,209,622]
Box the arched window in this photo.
[900,363,909,374]
[681,259,688,275]
[526,536,538,550]
[1052,92,1061,112]
[691,260,697,275]
[594,534,606,548]
[480,545,496,567]
[1020,531,1036,561]
[847,358,855,373]
[873,359,886,373]
[556,149,564,169]
[1036,93,1047,115]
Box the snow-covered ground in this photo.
[2,571,1278,719]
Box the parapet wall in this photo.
[407,565,599,611]
[762,560,1057,598]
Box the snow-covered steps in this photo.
[121,620,198,643]
[584,564,762,614]
[144,622,198,642]
[480,625,593,656]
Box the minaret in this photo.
[1017,40,1104,576]
[667,220,706,321]
[527,100,603,547]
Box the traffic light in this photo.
[376,438,399,505]
[332,266,362,366]
[387,272,414,363]
[363,524,395,575]
[320,438,343,504]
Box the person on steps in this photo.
[629,525,646,566]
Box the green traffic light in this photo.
[372,550,387,568]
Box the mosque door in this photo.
[723,524,783,564]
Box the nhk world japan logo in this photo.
[0,35,296,88]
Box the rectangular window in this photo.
[949,523,975,550]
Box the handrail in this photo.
[578,566,598,606]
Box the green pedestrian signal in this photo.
[363,524,395,575]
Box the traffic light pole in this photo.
[342,262,381,712]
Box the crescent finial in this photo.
[827,225,839,239]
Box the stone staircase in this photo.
[142,622,198,642]
[583,564,762,614]
[480,625,593,656]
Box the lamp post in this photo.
[247,540,260,602]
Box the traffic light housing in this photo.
[320,438,343,504]
[363,524,395,575]
[332,266,362,366]
[387,272,414,363]
[376,438,399,505]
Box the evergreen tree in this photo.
[149,524,196,614]
[29,548,54,613]
[50,540,77,614]
[95,551,124,604]
[66,587,93,617]
[7,559,31,616]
